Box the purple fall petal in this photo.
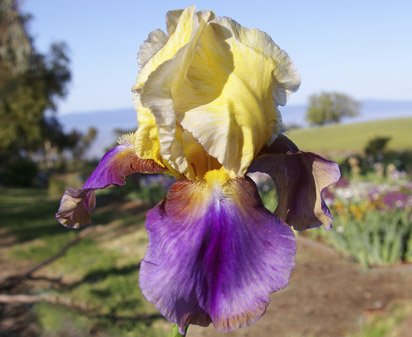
[249,134,340,230]
[56,144,165,228]
[140,177,295,332]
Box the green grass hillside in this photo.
[287,117,412,155]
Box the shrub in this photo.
[364,136,391,157]
[325,210,412,267]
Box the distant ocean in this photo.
[60,100,412,158]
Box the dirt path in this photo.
[0,229,40,337]
[190,236,412,337]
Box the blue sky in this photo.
[24,0,412,114]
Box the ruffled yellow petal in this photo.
[133,7,299,180]
[132,7,198,170]
[165,9,184,35]
[137,29,168,69]
[174,17,300,177]
[133,6,196,91]
[140,10,214,177]
[219,18,301,107]
[130,94,160,164]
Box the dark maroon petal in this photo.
[55,188,96,229]
[140,177,295,332]
[263,134,299,154]
[249,135,340,230]
[56,144,165,228]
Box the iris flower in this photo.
[56,7,340,334]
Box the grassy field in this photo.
[287,117,412,155]
[0,188,168,337]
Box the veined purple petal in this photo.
[249,134,340,230]
[56,144,165,228]
[140,177,295,332]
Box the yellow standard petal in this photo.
[133,7,203,172]
[132,94,163,166]
[134,7,196,91]
[174,17,300,177]
[134,7,299,180]
[139,9,215,178]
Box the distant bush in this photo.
[364,136,391,157]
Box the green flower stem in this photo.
[171,324,189,337]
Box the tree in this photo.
[37,118,97,171]
[0,0,71,154]
[305,92,360,126]
[0,1,96,186]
